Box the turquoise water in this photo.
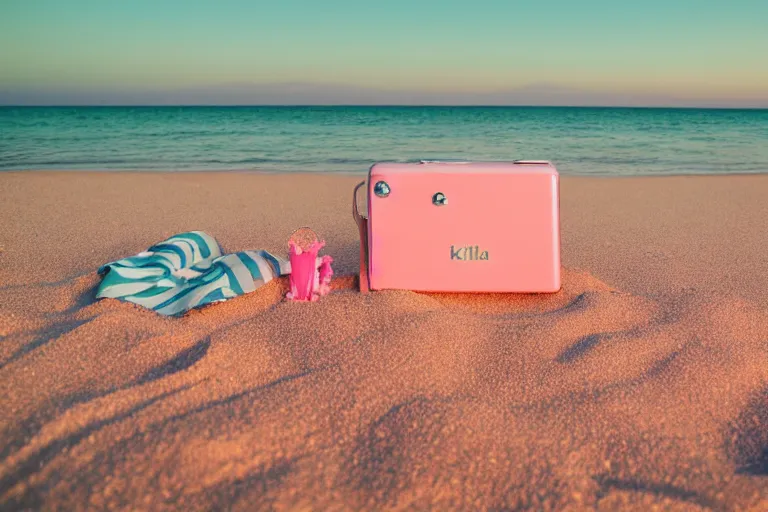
[1,106,767,175]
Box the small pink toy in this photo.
[286,227,334,302]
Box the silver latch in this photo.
[419,159,470,164]
[513,160,551,165]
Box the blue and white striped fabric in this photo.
[96,231,295,316]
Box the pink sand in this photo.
[0,171,767,510]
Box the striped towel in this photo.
[96,231,309,316]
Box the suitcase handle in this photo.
[352,181,370,294]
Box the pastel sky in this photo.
[1,0,767,106]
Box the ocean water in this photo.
[1,106,767,175]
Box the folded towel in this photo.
[96,231,315,316]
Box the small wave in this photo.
[324,158,374,165]
[220,157,281,164]
[0,158,154,167]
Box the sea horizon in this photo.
[2,105,767,176]
[4,104,768,109]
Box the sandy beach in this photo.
[0,171,767,511]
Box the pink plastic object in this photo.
[354,160,560,293]
[286,228,334,302]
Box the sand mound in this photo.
[1,267,767,511]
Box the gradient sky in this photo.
[1,0,767,105]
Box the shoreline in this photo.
[3,104,768,109]
[2,168,768,177]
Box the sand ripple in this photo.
[1,268,767,511]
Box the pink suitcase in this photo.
[352,160,561,293]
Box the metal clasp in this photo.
[419,159,470,164]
